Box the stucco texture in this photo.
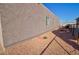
[0,3,60,47]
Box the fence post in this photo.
[77,32,79,45]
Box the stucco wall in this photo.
[0,3,60,47]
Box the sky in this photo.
[43,3,79,25]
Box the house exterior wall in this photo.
[0,3,60,47]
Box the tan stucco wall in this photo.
[0,3,60,47]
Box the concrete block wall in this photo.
[0,3,60,47]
